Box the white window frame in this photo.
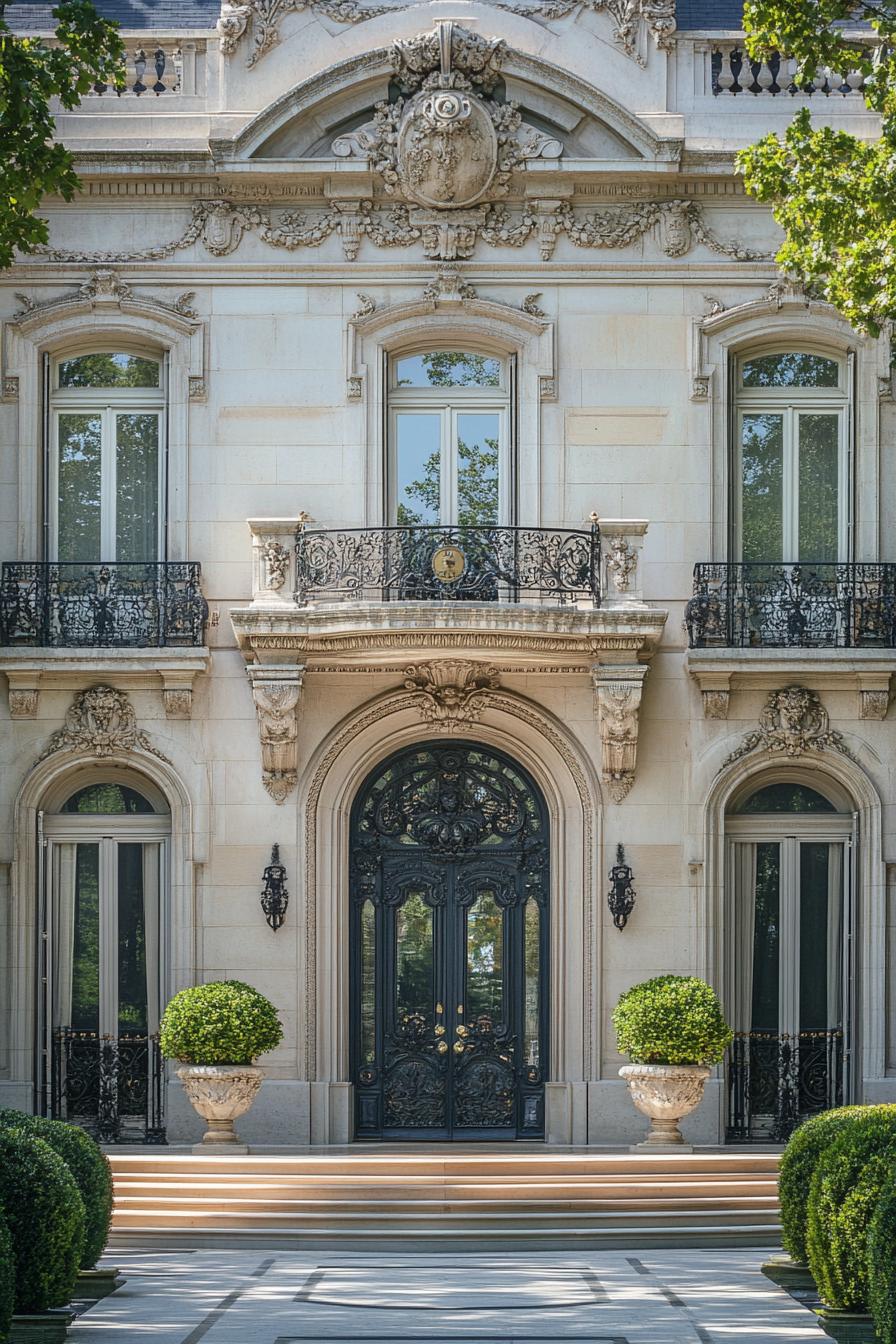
[387,351,511,526]
[734,349,850,563]
[726,812,853,1040]
[49,352,167,563]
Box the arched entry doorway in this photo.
[725,776,855,1142]
[349,741,549,1141]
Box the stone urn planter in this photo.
[160,980,284,1154]
[176,1064,264,1152]
[618,1063,711,1148]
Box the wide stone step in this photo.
[111,1204,779,1228]
[108,1154,780,1178]
[111,1175,777,1195]
[113,1193,778,1215]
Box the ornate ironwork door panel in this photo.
[350,742,548,1140]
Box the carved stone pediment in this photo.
[330,22,563,210]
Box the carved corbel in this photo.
[858,674,891,720]
[248,664,304,803]
[7,671,40,718]
[698,672,732,720]
[160,673,195,719]
[592,665,649,802]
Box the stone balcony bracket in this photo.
[592,663,650,803]
[247,663,305,804]
[0,646,210,720]
[687,647,895,721]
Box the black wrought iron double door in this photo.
[350,743,548,1141]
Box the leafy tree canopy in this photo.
[738,1,896,335]
[0,1,125,269]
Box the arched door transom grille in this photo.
[349,741,549,1140]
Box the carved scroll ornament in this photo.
[593,665,648,802]
[37,685,170,763]
[249,666,304,802]
[723,686,858,767]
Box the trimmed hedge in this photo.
[0,1111,112,1270]
[869,1171,896,1344]
[0,1206,13,1342]
[806,1108,896,1312]
[0,1129,85,1313]
[612,975,732,1066]
[160,980,283,1065]
[779,1105,872,1265]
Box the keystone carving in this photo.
[404,660,500,730]
[723,686,859,767]
[37,685,170,763]
[249,666,304,802]
[593,666,648,802]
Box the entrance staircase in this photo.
[107,1149,780,1250]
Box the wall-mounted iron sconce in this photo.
[260,844,289,931]
[608,843,635,931]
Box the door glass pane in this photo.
[524,899,540,1067]
[800,843,842,1030]
[360,899,376,1065]
[456,412,500,526]
[798,413,839,562]
[466,888,504,1025]
[395,352,501,388]
[70,843,100,1032]
[395,414,440,525]
[395,890,433,1020]
[117,844,149,1035]
[751,842,780,1031]
[116,414,159,562]
[742,413,784,563]
[58,414,102,562]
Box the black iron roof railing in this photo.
[687,561,896,649]
[0,560,207,648]
[294,523,601,607]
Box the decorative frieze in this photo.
[217,0,675,68]
[723,686,859,767]
[592,665,649,802]
[404,660,500,730]
[35,196,765,266]
[36,686,170,763]
[248,664,304,802]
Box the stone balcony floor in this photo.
[69,1247,827,1343]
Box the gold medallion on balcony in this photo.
[431,545,465,583]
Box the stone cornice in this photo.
[230,601,668,669]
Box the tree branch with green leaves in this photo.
[0,1,125,269]
[738,0,896,335]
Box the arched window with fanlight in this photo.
[49,350,166,564]
[41,775,170,1142]
[725,776,856,1143]
[388,350,511,527]
[734,348,851,564]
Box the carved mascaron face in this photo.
[396,86,498,210]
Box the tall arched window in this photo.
[42,774,170,1141]
[735,349,850,563]
[50,351,166,562]
[388,350,511,525]
[725,776,854,1142]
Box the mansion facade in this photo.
[0,0,894,1147]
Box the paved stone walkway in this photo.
[70,1249,828,1343]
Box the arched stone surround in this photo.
[300,686,601,1144]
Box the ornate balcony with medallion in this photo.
[686,561,896,721]
[230,516,667,805]
[0,560,210,720]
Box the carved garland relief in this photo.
[36,685,171,764]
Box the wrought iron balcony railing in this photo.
[50,1029,166,1145]
[0,561,207,648]
[726,1029,844,1144]
[687,562,896,649]
[294,523,601,606]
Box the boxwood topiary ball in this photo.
[160,979,283,1065]
[0,1111,113,1271]
[612,975,733,1066]
[779,1105,877,1265]
[0,1128,85,1313]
